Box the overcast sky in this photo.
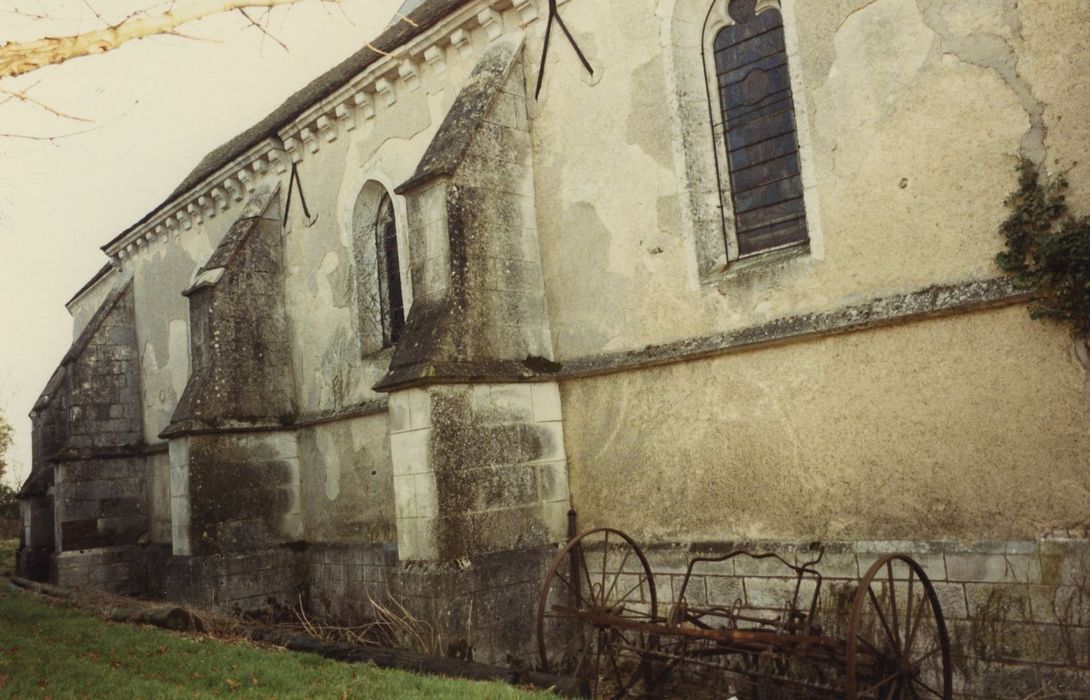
[0,0,405,487]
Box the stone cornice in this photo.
[103,0,539,261]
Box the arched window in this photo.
[712,0,808,259]
[374,193,405,346]
[351,183,406,354]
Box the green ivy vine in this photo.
[997,159,1090,339]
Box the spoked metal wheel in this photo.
[845,555,952,699]
[537,528,658,698]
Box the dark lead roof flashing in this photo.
[102,0,475,253]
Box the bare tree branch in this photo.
[238,7,288,52]
[80,0,104,25]
[0,84,92,122]
[0,99,136,141]
[0,0,348,80]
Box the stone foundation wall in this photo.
[53,546,151,596]
[613,538,1090,698]
[154,546,304,616]
[307,543,554,665]
[307,543,398,622]
[57,457,147,551]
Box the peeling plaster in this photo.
[626,55,674,171]
[915,0,1047,163]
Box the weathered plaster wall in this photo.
[125,198,235,441]
[563,305,1090,542]
[298,413,396,543]
[281,23,485,416]
[68,271,117,341]
[530,0,1089,358]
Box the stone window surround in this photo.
[665,0,825,284]
[343,171,415,357]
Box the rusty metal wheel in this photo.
[537,527,658,698]
[845,555,952,699]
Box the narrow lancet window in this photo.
[375,193,405,346]
[714,0,808,258]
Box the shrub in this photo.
[998,159,1090,339]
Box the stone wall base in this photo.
[307,543,554,666]
[42,542,555,667]
[16,547,51,582]
[615,538,1090,699]
[149,546,305,617]
[52,546,152,596]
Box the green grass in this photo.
[0,553,543,699]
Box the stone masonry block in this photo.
[1040,540,1090,587]
[933,581,970,619]
[388,392,410,433]
[541,500,568,542]
[524,422,565,463]
[536,461,569,503]
[414,473,438,518]
[394,474,418,518]
[671,574,705,604]
[1040,584,1090,626]
[643,548,700,575]
[808,550,859,579]
[530,382,562,423]
[857,552,947,581]
[744,576,816,611]
[488,384,533,423]
[733,552,801,577]
[705,575,745,607]
[397,516,438,561]
[947,552,1041,584]
[390,429,430,477]
[408,389,432,431]
[965,583,1034,622]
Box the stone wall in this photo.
[56,457,147,551]
[63,285,142,452]
[53,546,151,596]
[171,432,302,556]
[388,383,569,562]
[309,543,554,664]
[155,546,304,616]
[591,537,1090,698]
[297,413,397,544]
